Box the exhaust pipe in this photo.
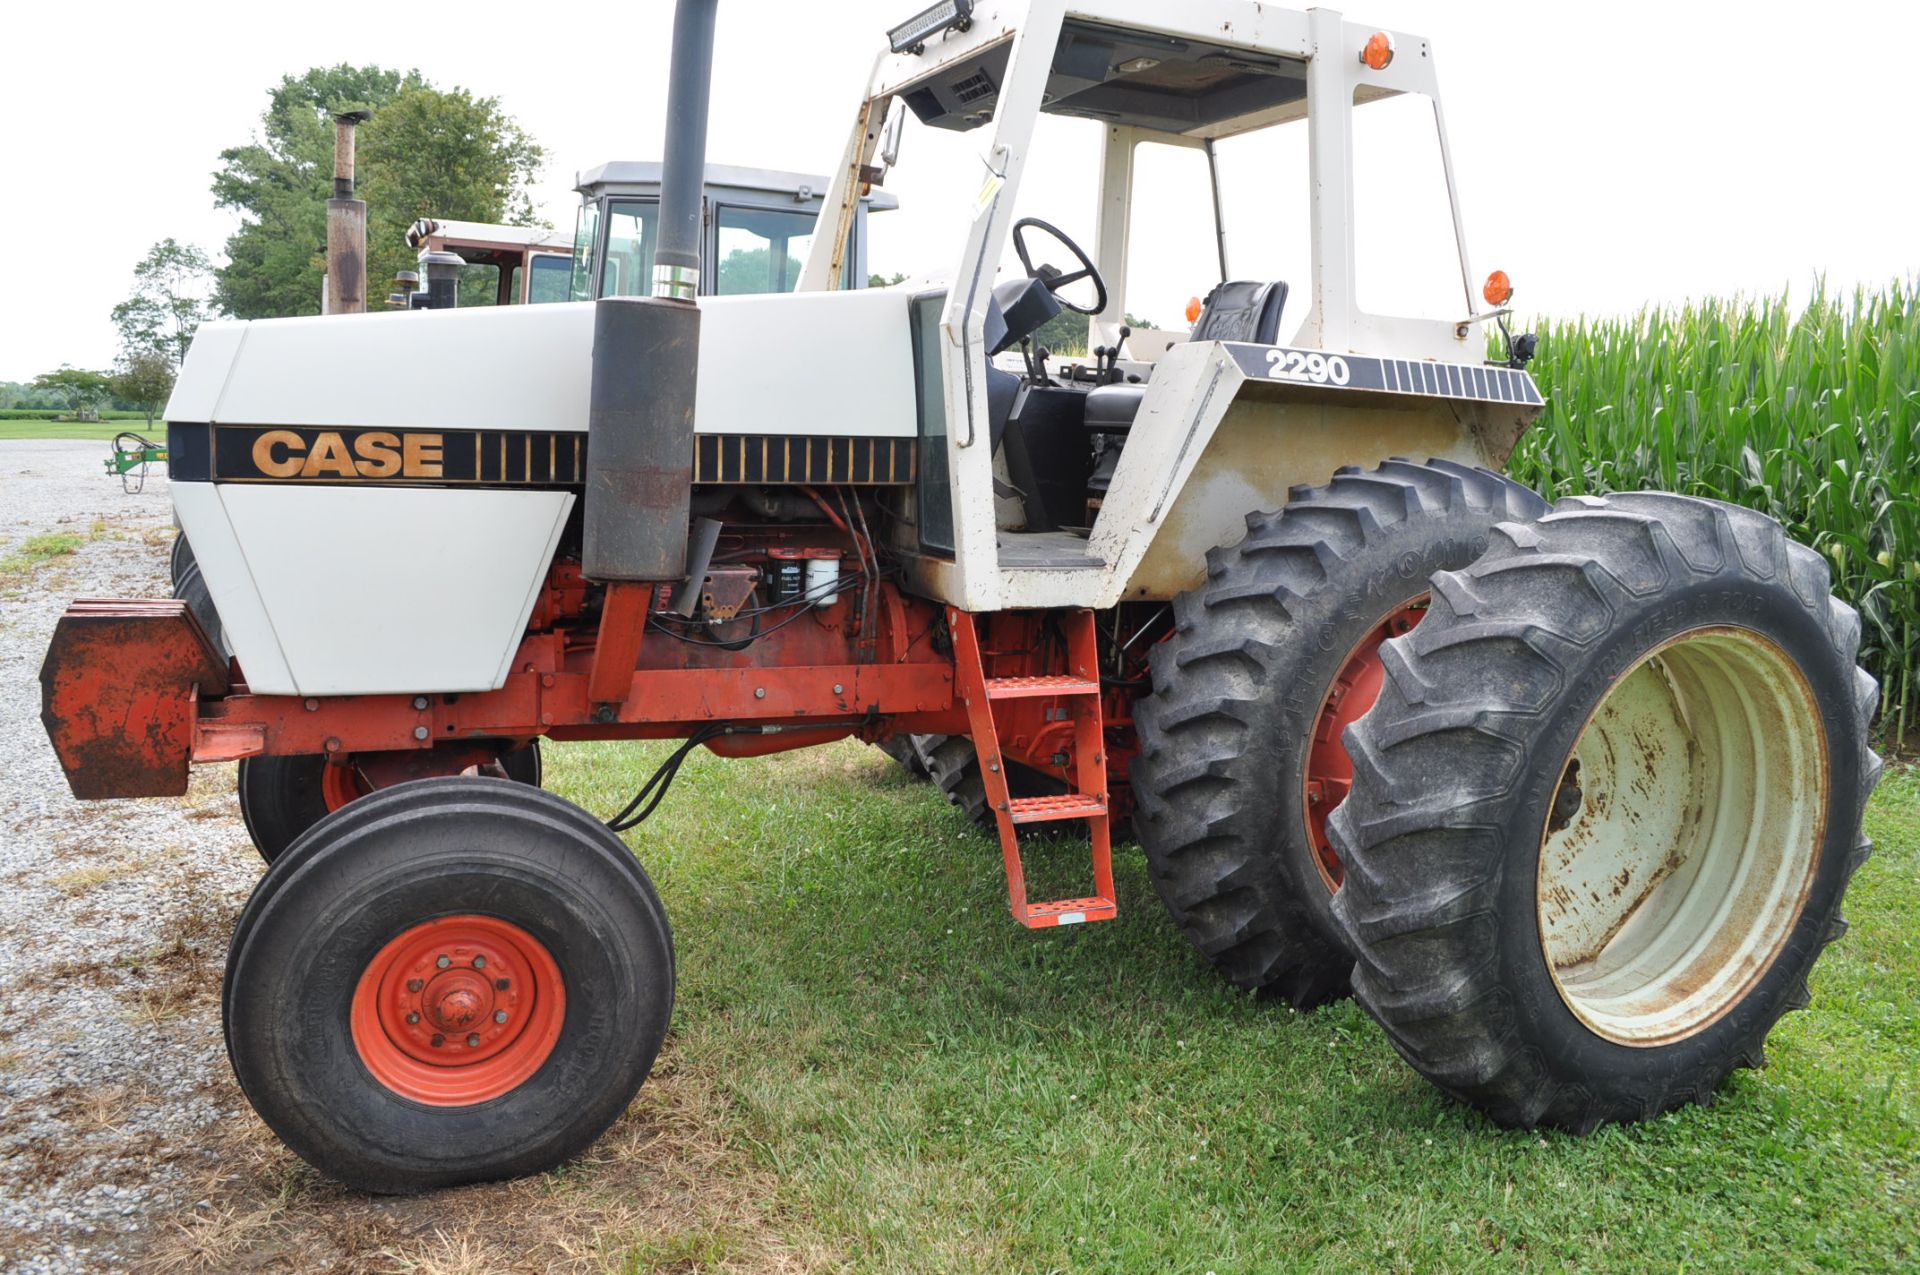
[653,0,716,303]
[582,0,717,582]
[324,109,372,315]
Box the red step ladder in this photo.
[949,607,1116,928]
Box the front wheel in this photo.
[223,777,674,1193]
[1330,492,1882,1131]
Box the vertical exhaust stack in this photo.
[324,109,372,315]
[582,0,718,582]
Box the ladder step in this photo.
[1021,897,1117,928]
[1008,793,1107,823]
[984,674,1101,699]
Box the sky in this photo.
[3,0,1917,382]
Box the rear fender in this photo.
[1092,341,1543,602]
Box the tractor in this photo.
[393,159,898,309]
[40,0,1881,1194]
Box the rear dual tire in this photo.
[1328,491,1880,1130]
[1131,459,1547,1005]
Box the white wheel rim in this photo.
[1536,626,1828,1046]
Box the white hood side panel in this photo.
[188,290,916,438]
[213,485,574,696]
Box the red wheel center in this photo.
[1305,598,1428,891]
[424,976,488,1031]
[350,915,566,1106]
[320,761,369,812]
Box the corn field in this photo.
[1505,282,1918,744]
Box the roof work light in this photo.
[889,0,974,55]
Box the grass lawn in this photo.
[540,742,1919,1272]
[0,418,160,442]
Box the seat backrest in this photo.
[1192,280,1289,345]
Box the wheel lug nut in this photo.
[407,979,424,992]
[431,1034,445,1047]
[406,1012,420,1025]
[495,978,510,991]
[467,1034,481,1048]
[436,955,451,969]
[494,1010,508,1024]
[471,955,486,970]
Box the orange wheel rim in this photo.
[350,915,566,1105]
[320,761,370,812]
[1304,597,1428,891]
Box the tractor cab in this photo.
[399,164,900,309]
[401,220,577,307]
[567,161,899,301]
[798,2,1520,611]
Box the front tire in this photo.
[173,560,222,652]
[1330,492,1882,1130]
[238,742,542,864]
[1131,459,1548,1005]
[169,533,194,588]
[223,778,674,1193]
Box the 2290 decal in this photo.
[1265,349,1352,385]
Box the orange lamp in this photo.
[1483,270,1513,307]
[1360,31,1394,70]
[1185,295,1204,325]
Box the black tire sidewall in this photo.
[240,743,544,864]
[237,755,333,864]
[1260,523,1494,952]
[224,775,658,1067]
[169,533,194,586]
[227,794,673,1193]
[1484,575,1864,1103]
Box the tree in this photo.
[31,367,112,416]
[111,239,217,366]
[110,351,177,425]
[212,65,415,318]
[211,66,544,318]
[1031,309,1166,359]
[356,84,545,302]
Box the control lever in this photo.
[1018,337,1051,383]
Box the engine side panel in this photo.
[177,483,573,696]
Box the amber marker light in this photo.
[1360,31,1394,70]
[1483,270,1513,307]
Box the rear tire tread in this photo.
[1133,458,1549,1005]
[1328,492,1881,1131]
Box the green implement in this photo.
[105,432,167,492]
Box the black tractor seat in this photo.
[1082,279,1290,435]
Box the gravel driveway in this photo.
[0,441,796,1275]
[0,441,260,1272]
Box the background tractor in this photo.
[40,0,1880,1193]
[392,159,898,309]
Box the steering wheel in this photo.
[1011,217,1108,316]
